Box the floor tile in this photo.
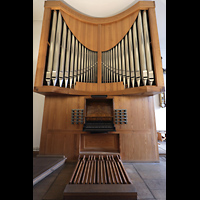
[138,170,166,180]
[134,182,154,199]
[144,179,166,190]
[133,163,166,172]
[124,164,144,182]
[151,189,166,199]
[33,157,166,200]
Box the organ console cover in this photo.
[34,1,165,199]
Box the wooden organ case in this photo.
[34,1,164,199]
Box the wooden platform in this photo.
[63,154,137,200]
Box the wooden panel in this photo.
[97,24,102,85]
[86,99,113,118]
[63,184,137,200]
[62,8,139,51]
[75,83,98,91]
[45,133,64,155]
[34,85,164,96]
[44,0,154,25]
[75,82,124,92]
[101,11,139,51]
[148,8,164,87]
[120,131,159,162]
[113,96,154,131]
[61,11,98,51]
[45,1,150,51]
[39,96,86,159]
[64,133,79,160]
[44,132,79,160]
[80,134,119,153]
[39,84,159,161]
[112,96,159,162]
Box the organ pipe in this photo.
[44,10,155,89]
[101,10,155,88]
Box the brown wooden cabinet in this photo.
[34,1,164,162]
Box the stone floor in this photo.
[124,156,166,200]
[33,156,166,200]
[158,141,166,155]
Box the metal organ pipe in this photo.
[64,28,71,88]
[121,38,126,88]
[128,28,135,88]
[133,20,141,87]
[69,34,75,89]
[52,11,62,86]
[124,34,130,88]
[115,45,119,83]
[44,10,154,89]
[101,10,155,88]
[142,10,154,86]
[46,10,57,86]
[59,21,67,87]
[118,42,122,82]
[137,10,148,86]
[44,10,98,88]
[77,42,81,82]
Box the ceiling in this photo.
[33,0,165,49]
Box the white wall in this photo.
[33,20,45,150]
[33,0,166,149]
[154,71,166,131]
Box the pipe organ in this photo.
[101,10,154,88]
[34,1,164,199]
[44,9,155,90]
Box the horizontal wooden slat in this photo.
[34,85,165,96]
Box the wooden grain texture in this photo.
[63,184,137,200]
[34,85,164,96]
[39,96,159,162]
[80,134,119,152]
[61,11,98,51]
[60,4,139,51]
[35,1,161,163]
[113,96,159,162]
[44,0,154,24]
[60,3,139,51]
[86,99,113,118]
[101,11,139,51]
[148,8,164,87]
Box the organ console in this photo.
[34,1,165,199]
